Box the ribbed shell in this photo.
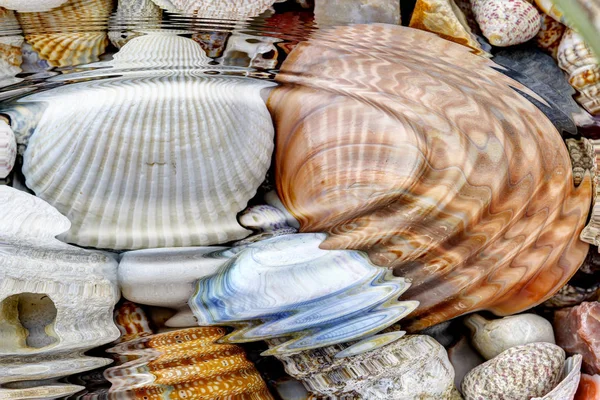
[470,0,541,46]
[0,7,23,88]
[0,119,16,178]
[17,0,111,67]
[150,0,276,19]
[105,327,274,400]
[108,0,162,49]
[268,24,591,332]
[557,29,600,115]
[21,73,274,250]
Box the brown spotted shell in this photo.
[268,24,591,332]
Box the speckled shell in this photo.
[0,119,16,178]
[190,233,419,356]
[465,313,555,360]
[470,0,542,46]
[0,0,69,12]
[462,342,565,399]
[150,0,276,19]
[0,186,120,398]
[275,335,458,399]
[17,0,112,67]
[105,327,274,400]
[268,24,591,332]
[114,302,154,343]
[536,13,566,58]
[12,35,275,250]
[557,29,600,116]
[409,0,488,56]
[534,355,583,400]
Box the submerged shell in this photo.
[557,29,600,116]
[17,0,112,67]
[108,0,162,49]
[409,0,488,56]
[462,342,565,400]
[470,0,541,46]
[105,327,274,400]
[268,24,591,331]
[150,0,276,19]
[190,233,419,356]
[275,334,458,399]
[0,186,120,398]
[0,119,16,178]
[14,35,275,250]
[534,355,583,400]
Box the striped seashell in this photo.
[409,0,489,56]
[536,13,566,58]
[462,343,565,399]
[108,0,162,49]
[150,0,276,19]
[0,118,16,178]
[190,233,419,356]
[557,29,600,116]
[17,0,112,67]
[268,24,591,332]
[16,60,274,249]
[274,335,459,399]
[0,186,120,398]
[534,355,583,400]
[105,327,274,400]
[114,302,155,343]
[0,0,69,12]
[470,0,542,46]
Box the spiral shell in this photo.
[268,24,591,332]
[470,0,542,46]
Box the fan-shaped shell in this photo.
[190,233,419,356]
[17,35,274,249]
[268,24,591,332]
[470,0,541,46]
[0,186,120,398]
[557,29,600,116]
[105,327,274,400]
[17,0,111,67]
[150,0,276,19]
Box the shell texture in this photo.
[0,186,120,397]
[461,342,565,400]
[190,233,419,356]
[536,13,566,58]
[17,0,112,68]
[13,34,275,250]
[557,29,600,116]
[108,0,162,49]
[0,7,23,88]
[533,355,583,400]
[220,32,279,70]
[235,204,298,245]
[0,118,16,178]
[114,302,154,343]
[150,0,276,19]
[470,0,542,46]
[105,327,274,400]
[464,313,555,360]
[268,24,592,332]
[535,0,567,25]
[275,334,458,399]
[0,0,69,12]
[409,0,488,56]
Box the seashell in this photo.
[0,0,69,12]
[0,7,23,88]
[464,313,555,360]
[470,0,542,46]
[448,337,485,394]
[17,0,112,68]
[268,24,592,332]
[192,32,230,59]
[557,29,600,116]
[235,204,298,245]
[7,34,276,250]
[0,118,16,179]
[462,342,565,399]
[409,0,489,56]
[581,139,600,247]
[108,0,162,49]
[313,0,401,26]
[220,32,279,70]
[114,301,155,343]
[119,247,232,327]
[576,373,600,400]
[150,0,277,19]
[274,334,459,399]
[105,327,274,400]
[554,301,600,375]
[535,0,567,25]
[0,186,120,398]
[536,13,566,58]
[534,355,583,400]
[190,233,419,356]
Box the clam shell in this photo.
[409,0,488,56]
[268,24,591,331]
[557,29,600,116]
[534,355,583,400]
[0,119,16,178]
[189,233,419,355]
[105,327,274,400]
[275,335,458,399]
[462,342,565,400]
[0,186,120,396]
[18,49,275,249]
[470,0,542,46]
[150,0,277,19]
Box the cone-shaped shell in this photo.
[268,24,591,331]
[470,0,541,46]
[105,327,274,400]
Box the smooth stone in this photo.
[462,342,565,400]
[314,0,400,26]
[448,337,485,393]
[576,373,600,399]
[555,301,600,374]
[465,313,555,360]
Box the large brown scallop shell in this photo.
[268,24,592,332]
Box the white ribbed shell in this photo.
[21,74,275,250]
[0,119,16,179]
[150,0,276,19]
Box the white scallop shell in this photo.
[20,69,275,249]
[0,119,16,178]
[150,0,277,19]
